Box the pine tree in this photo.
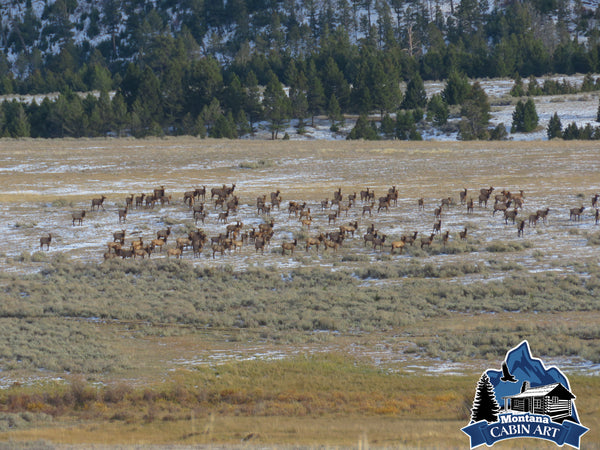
[547,112,563,139]
[401,73,427,110]
[327,94,344,131]
[509,73,525,97]
[512,99,538,132]
[470,373,500,423]
[427,93,449,126]
[597,98,600,123]
[442,70,471,105]
[263,72,291,139]
[347,114,379,140]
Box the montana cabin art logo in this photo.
[462,341,588,448]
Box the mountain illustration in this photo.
[486,341,579,423]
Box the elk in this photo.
[194,186,207,201]
[493,200,512,216]
[194,211,206,224]
[254,237,266,254]
[434,206,442,218]
[536,208,550,224]
[418,198,425,210]
[459,188,467,204]
[328,210,338,224]
[440,197,452,208]
[113,229,126,244]
[592,194,599,208]
[217,210,229,224]
[321,198,329,210]
[176,237,192,250]
[323,239,340,252]
[40,233,52,250]
[91,195,107,211]
[212,243,228,258]
[466,198,474,214]
[390,236,406,254]
[192,238,204,257]
[570,206,585,221]
[433,220,442,234]
[151,238,166,252]
[528,213,539,227]
[72,210,86,226]
[377,199,390,213]
[135,194,145,208]
[596,208,600,225]
[117,247,134,259]
[459,227,468,240]
[403,231,419,246]
[282,239,298,255]
[306,233,324,252]
[504,208,519,225]
[441,230,450,246]
[420,233,435,249]
[372,234,387,251]
[157,226,171,243]
[107,242,121,253]
[167,247,182,259]
[360,188,371,202]
[118,206,128,223]
[517,219,526,237]
[340,221,358,237]
[183,191,195,207]
[125,194,134,208]
[362,202,375,217]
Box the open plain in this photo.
[0,137,599,448]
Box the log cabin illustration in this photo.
[502,381,575,422]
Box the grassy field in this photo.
[0,138,598,448]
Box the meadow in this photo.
[0,138,598,448]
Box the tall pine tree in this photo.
[470,373,500,423]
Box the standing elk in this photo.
[40,233,52,250]
[459,188,467,204]
[157,226,171,243]
[390,236,406,254]
[420,233,435,249]
[113,229,126,244]
[569,206,585,221]
[72,210,86,226]
[517,220,526,237]
[125,194,134,208]
[118,206,128,223]
[91,195,107,211]
[467,198,474,214]
[282,239,298,255]
[418,198,425,210]
[459,227,468,240]
[135,194,145,208]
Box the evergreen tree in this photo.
[244,71,263,134]
[427,93,449,126]
[526,75,542,96]
[263,72,291,139]
[470,373,500,423]
[112,93,128,138]
[210,112,237,138]
[327,94,344,131]
[562,122,580,140]
[512,98,538,132]
[597,98,600,123]
[380,113,396,139]
[306,60,326,127]
[547,112,563,139]
[347,114,379,140]
[458,82,491,140]
[401,73,427,110]
[395,111,421,140]
[442,70,471,105]
[509,73,525,97]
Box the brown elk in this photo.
[176,237,192,250]
[40,233,52,250]
[306,233,324,252]
[340,221,358,237]
[459,188,467,204]
[135,194,145,208]
[323,239,340,252]
[434,206,442,218]
[517,219,526,237]
[194,211,206,224]
[192,238,204,257]
[254,237,266,254]
[91,195,107,211]
[418,198,425,210]
[493,200,512,216]
[145,195,156,208]
[592,194,599,208]
[362,202,375,217]
[328,210,339,224]
[433,220,442,234]
[570,206,585,221]
[113,229,126,243]
[118,206,128,223]
[157,226,171,243]
[440,197,452,208]
[321,198,329,210]
[183,191,195,207]
[212,243,228,258]
[420,233,435,249]
[459,227,468,240]
[360,188,371,202]
[72,210,86,226]
[194,186,207,201]
[167,247,182,259]
[372,234,387,251]
[282,239,298,255]
[117,247,134,259]
[217,210,229,224]
[441,230,450,246]
[151,238,166,252]
[467,198,474,214]
[528,213,539,227]
[504,208,519,225]
[536,208,550,224]
[107,242,121,254]
[377,199,390,213]
[125,194,134,208]
[403,231,419,246]
[390,236,406,254]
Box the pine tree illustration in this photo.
[471,373,500,423]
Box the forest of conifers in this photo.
[1,0,599,139]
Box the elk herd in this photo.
[37,181,600,262]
